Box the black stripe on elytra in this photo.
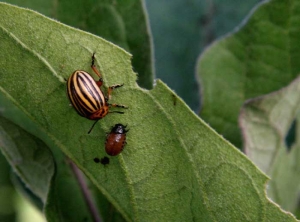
[71,78,91,116]
[77,73,103,110]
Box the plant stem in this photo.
[69,160,102,222]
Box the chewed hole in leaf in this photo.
[285,119,297,152]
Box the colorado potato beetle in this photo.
[67,53,127,133]
[105,124,128,156]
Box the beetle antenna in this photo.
[88,120,99,134]
[109,111,124,114]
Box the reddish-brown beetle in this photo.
[105,124,128,156]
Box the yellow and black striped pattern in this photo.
[67,71,106,119]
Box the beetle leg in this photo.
[124,127,129,133]
[107,84,124,100]
[88,119,100,134]
[109,111,125,114]
[107,103,127,114]
[91,53,103,87]
[108,103,128,109]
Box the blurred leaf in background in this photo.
[0,152,16,222]
[240,76,300,214]
[15,192,46,222]
[145,0,260,111]
[0,114,98,221]
[197,0,300,148]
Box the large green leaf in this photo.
[240,76,300,213]
[3,0,154,89]
[0,3,297,221]
[197,0,300,148]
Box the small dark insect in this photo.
[93,157,100,163]
[105,124,128,156]
[100,157,110,165]
[172,94,177,106]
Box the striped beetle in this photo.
[67,53,127,133]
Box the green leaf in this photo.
[0,152,16,222]
[0,115,54,204]
[197,0,300,148]
[4,0,154,89]
[0,116,95,221]
[240,76,300,213]
[0,3,297,221]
